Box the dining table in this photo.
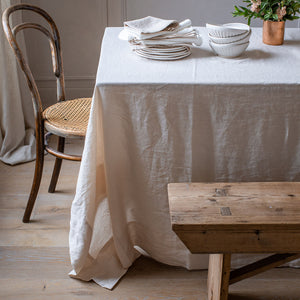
[69,26,300,289]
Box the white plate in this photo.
[132,44,191,60]
[134,48,191,60]
[138,48,190,56]
[140,45,188,53]
[135,52,191,60]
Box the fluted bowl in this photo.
[209,40,249,58]
[206,23,250,38]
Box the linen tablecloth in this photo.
[69,27,300,289]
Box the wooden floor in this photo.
[1,139,300,300]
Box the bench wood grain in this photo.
[168,182,300,300]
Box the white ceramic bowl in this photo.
[206,23,250,38]
[209,40,249,58]
[208,29,251,44]
[223,23,250,31]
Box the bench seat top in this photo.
[168,182,300,253]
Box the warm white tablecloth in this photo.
[69,27,300,289]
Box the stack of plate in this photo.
[119,17,202,61]
[206,23,251,58]
[134,45,191,60]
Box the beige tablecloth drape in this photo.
[70,27,300,289]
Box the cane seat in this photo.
[43,98,91,137]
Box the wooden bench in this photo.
[168,182,300,300]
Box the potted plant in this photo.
[233,0,300,45]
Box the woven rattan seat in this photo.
[2,4,94,222]
[44,98,91,137]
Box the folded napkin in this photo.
[120,16,202,48]
[124,16,178,37]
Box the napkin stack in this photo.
[119,16,202,60]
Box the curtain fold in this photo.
[0,0,35,165]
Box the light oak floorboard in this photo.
[0,140,300,299]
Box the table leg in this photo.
[207,254,231,300]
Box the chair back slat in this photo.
[13,23,60,76]
[2,4,66,118]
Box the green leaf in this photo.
[264,12,272,19]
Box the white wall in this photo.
[20,0,299,107]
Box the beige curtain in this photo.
[0,0,35,165]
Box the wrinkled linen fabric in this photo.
[0,0,35,165]
[124,16,178,38]
[69,27,300,289]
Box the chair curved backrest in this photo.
[1,4,91,223]
[2,3,66,121]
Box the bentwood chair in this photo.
[2,4,92,222]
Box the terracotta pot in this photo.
[263,20,285,45]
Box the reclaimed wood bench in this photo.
[168,182,300,300]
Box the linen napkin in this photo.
[120,17,202,48]
[124,16,179,39]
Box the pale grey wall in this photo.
[126,0,244,25]
[125,0,300,28]
[19,0,299,106]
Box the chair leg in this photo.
[48,136,65,193]
[23,130,45,223]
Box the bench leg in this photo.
[207,254,231,300]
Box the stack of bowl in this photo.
[206,23,251,58]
